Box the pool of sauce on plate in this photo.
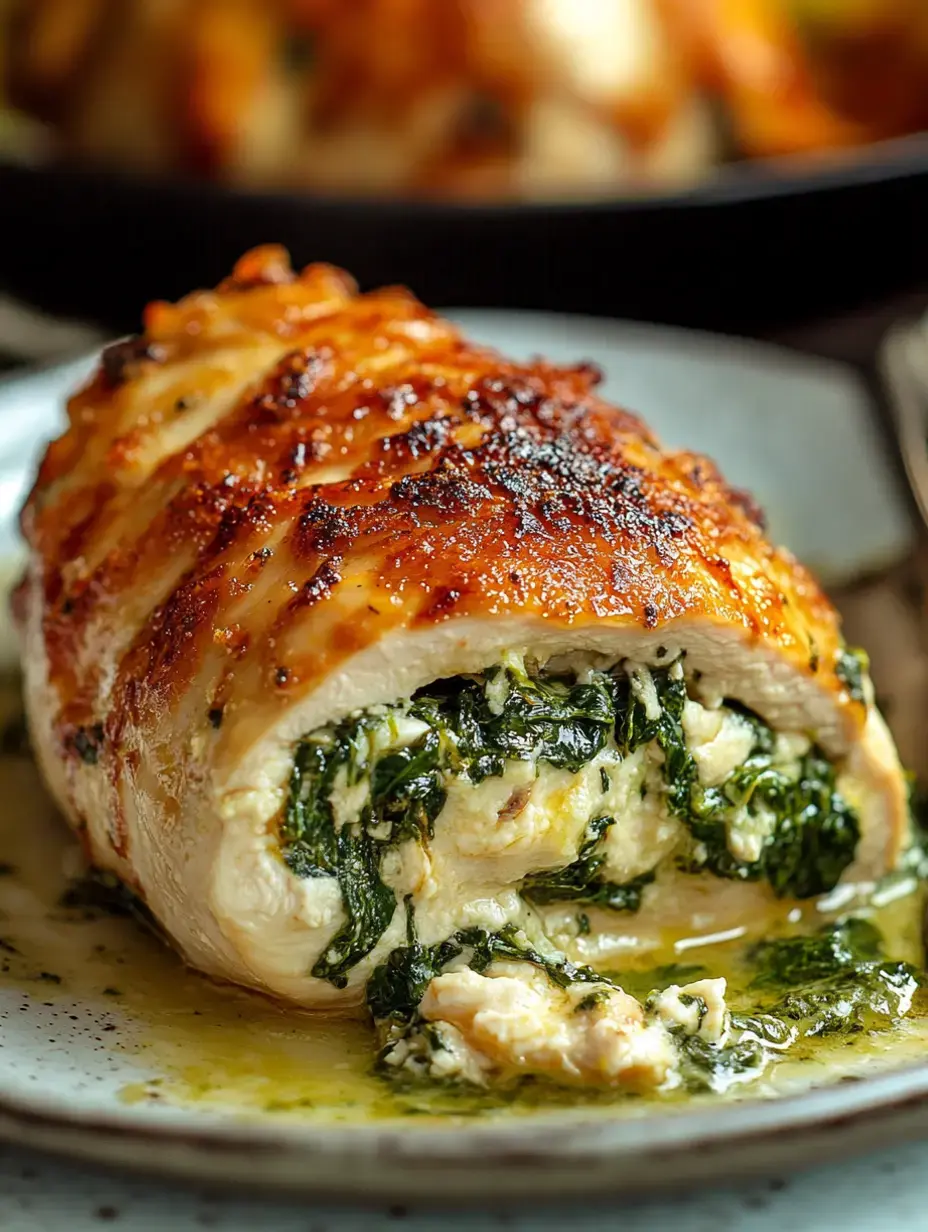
[1,669,927,1124]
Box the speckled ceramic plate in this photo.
[0,318,924,1203]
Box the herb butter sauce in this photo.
[1,665,926,1124]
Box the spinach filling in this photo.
[281,716,447,987]
[367,904,604,1031]
[664,919,920,1092]
[371,916,920,1092]
[280,663,626,987]
[522,816,656,912]
[409,665,616,782]
[633,667,861,900]
[836,647,870,705]
[280,657,862,988]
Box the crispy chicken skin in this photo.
[16,246,908,1012]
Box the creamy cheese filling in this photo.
[276,652,864,1090]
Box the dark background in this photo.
[1,153,927,370]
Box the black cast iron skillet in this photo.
[0,132,927,337]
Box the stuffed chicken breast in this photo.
[16,247,909,1091]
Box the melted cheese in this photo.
[650,978,729,1044]
[682,700,756,787]
[384,960,734,1091]
[416,961,676,1088]
[598,745,679,883]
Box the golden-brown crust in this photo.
[20,246,858,835]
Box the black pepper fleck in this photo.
[68,724,105,766]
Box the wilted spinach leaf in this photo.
[835,648,869,705]
[668,919,920,1092]
[311,829,401,989]
[750,918,884,989]
[282,713,446,986]
[412,665,616,782]
[367,919,609,1027]
[521,815,656,912]
[628,667,860,900]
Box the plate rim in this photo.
[1,1058,928,1200]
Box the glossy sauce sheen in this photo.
[1,671,925,1124]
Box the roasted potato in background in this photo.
[3,0,927,201]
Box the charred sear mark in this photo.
[101,337,166,387]
[462,370,635,437]
[297,501,353,554]
[64,722,105,766]
[420,586,463,620]
[481,428,608,500]
[209,502,252,560]
[728,486,768,531]
[390,464,493,514]
[463,374,550,423]
[464,425,693,554]
[379,415,449,463]
[286,560,342,615]
[249,349,330,425]
[279,409,700,577]
[201,490,278,563]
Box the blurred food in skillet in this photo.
[2,0,927,201]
